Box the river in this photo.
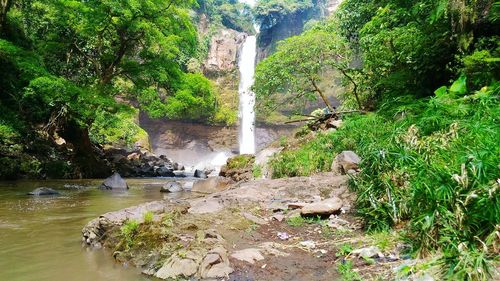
[0,178,193,281]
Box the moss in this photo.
[226,154,255,170]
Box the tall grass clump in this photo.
[270,81,499,279]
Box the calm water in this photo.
[0,178,191,281]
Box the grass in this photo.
[270,82,500,279]
[336,243,353,257]
[120,220,140,248]
[337,260,363,281]
[370,231,397,252]
[286,215,323,227]
[226,154,255,170]
[252,164,263,178]
[143,211,154,224]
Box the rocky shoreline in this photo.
[82,173,358,279]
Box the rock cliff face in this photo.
[204,28,247,74]
[256,0,342,61]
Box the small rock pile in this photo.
[104,148,183,177]
[219,154,255,182]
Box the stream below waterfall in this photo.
[0,178,195,281]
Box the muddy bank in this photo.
[139,113,295,167]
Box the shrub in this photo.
[270,80,500,279]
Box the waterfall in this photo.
[238,0,258,155]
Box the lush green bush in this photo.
[89,106,149,149]
[254,0,314,29]
[270,81,499,279]
[197,0,254,33]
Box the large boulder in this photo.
[161,182,183,193]
[331,151,361,175]
[300,197,343,216]
[27,187,60,196]
[192,177,233,194]
[100,172,128,189]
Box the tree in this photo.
[23,0,197,91]
[253,28,361,112]
[0,0,12,33]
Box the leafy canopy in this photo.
[253,24,355,112]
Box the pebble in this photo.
[277,232,290,240]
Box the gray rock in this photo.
[331,151,361,175]
[155,252,201,279]
[199,246,233,279]
[27,187,60,196]
[173,170,186,177]
[230,248,264,264]
[188,198,224,214]
[271,214,285,222]
[192,177,233,194]
[352,246,381,259]
[300,197,343,216]
[157,166,174,177]
[242,212,268,225]
[327,216,351,230]
[160,182,182,193]
[100,172,128,189]
[194,169,208,179]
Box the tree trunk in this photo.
[311,79,334,112]
[0,0,12,33]
[339,68,363,110]
[59,121,111,178]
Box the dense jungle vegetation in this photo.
[0,0,254,179]
[255,0,499,279]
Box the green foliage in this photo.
[370,231,397,252]
[286,215,306,227]
[166,73,217,120]
[89,106,148,149]
[337,260,362,281]
[286,215,322,227]
[255,0,314,29]
[254,27,351,111]
[197,0,254,33]
[271,81,500,279]
[143,211,154,225]
[226,154,254,170]
[212,104,238,125]
[335,243,353,257]
[252,164,262,178]
[120,220,140,248]
[1,0,229,178]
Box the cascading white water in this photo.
[238,36,257,154]
[238,0,258,155]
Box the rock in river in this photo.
[194,169,208,179]
[100,172,128,190]
[161,182,182,193]
[27,187,60,196]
